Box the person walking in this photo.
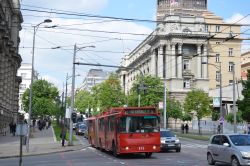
[181,124,184,134]
[185,123,189,134]
[60,126,67,147]
[12,123,16,136]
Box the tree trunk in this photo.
[198,119,201,135]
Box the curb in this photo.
[0,145,90,159]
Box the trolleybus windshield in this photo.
[119,116,159,133]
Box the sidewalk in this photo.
[0,126,89,159]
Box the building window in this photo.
[20,84,26,90]
[229,80,233,85]
[216,42,220,45]
[183,79,190,89]
[216,85,220,89]
[229,48,233,56]
[183,60,189,70]
[21,73,27,78]
[229,62,234,72]
[216,71,220,82]
[216,25,220,32]
[205,25,208,32]
[215,54,220,62]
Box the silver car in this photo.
[207,134,250,166]
[160,129,181,152]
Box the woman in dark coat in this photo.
[60,127,67,147]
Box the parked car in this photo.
[207,134,250,166]
[75,124,87,135]
[160,129,181,152]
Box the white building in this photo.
[79,69,109,92]
[17,63,38,112]
[119,14,210,102]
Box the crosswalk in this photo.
[181,143,207,149]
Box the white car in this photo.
[207,134,250,166]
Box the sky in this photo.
[19,0,250,93]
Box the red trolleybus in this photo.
[87,106,160,158]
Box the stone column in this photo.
[158,45,164,78]
[165,44,171,78]
[197,44,202,78]
[177,43,183,78]
[150,49,156,76]
[203,45,208,78]
[171,43,176,78]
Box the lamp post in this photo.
[69,44,95,146]
[27,19,52,152]
[202,62,223,132]
[232,63,237,133]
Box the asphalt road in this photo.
[0,136,231,166]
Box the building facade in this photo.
[0,0,23,135]
[203,11,242,90]
[241,51,250,80]
[17,63,38,113]
[157,0,207,22]
[79,69,109,92]
[119,14,210,102]
[119,0,242,104]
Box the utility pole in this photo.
[69,44,76,146]
[233,63,237,133]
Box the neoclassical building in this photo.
[0,0,23,135]
[119,14,210,101]
[118,0,242,104]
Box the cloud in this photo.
[225,13,250,24]
[41,75,61,88]
[19,12,153,90]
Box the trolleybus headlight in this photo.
[125,147,129,150]
[153,146,157,150]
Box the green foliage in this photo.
[75,90,93,113]
[22,79,60,117]
[238,70,250,122]
[225,112,243,124]
[91,73,126,113]
[211,110,220,121]
[183,89,212,121]
[128,75,164,107]
[167,98,183,120]
[181,113,192,122]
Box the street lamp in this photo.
[232,63,237,133]
[69,44,95,146]
[202,62,223,132]
[27,19,52,152]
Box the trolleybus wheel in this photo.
[145,152,152,158]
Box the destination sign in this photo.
[125,109,155,114]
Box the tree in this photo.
[75,90,93,115]
[238,70,250,122]
[183,89,212,134]
[91,73,126,113]
[22,79,60,117]
[225,112,243,124]
[127,75,164,107]
[167,98,183,130]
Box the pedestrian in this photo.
[9,121,13,134]
[60,126,67,147]
[32,119,36,127]
[185,123,189,134]
[217,124,221,134]
[12,123,16,136]
[181,124,184,134]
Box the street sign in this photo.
[16,124,28,136]
[65,108,70,118]
[158,101,163,109]
[213,97,220,107]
